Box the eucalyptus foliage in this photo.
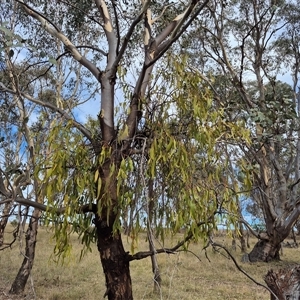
[0,0,258,298]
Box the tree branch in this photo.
[94,0,117,70]
[127,220,210,261]
[0,83,93,142]
[146,0,210,69]
[111,0,120,54]
[124,1,209,145]
[289,178,300,190]
[210,239,279,300]
[16,0,61,32]
[112,1,150,70]
[0,171,10,197]
[17,0,101,80]
[238,217,260,239]
[5,197,97,215]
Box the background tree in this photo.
[184,0,300,262]
[0,0,99,293]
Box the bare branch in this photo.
[209,239,279,300]
[0,83,93,141]
[111,0,120,54]
[94,0,117,69]
[148,0,210,67]
[74,45,108,57]
[16,0,61,32]
[0,171,10,197]
[238,218,260,239]
[289,178,300,190]
[16,0,101,80]
[124,1,210,145]
[112,1,150,70]
[127,219,211,261]
[151,4,171,24]
[9,197,97,215]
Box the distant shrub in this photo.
[10,219,18,228]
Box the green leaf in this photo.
[48,57,57,65]
[117,124,129,142]
[94,169,99,183]
[0,25,14,37]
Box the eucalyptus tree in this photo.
[0,79,27,249]
[0,48,43,294]
[185,0,300,262]
[273,0,300,245]
[0,0,98,294]
[0,1,251,299]
[0,4,43,281]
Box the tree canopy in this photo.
[2,1,300,299]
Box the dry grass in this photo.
[1,226,299,300]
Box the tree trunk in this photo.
[265,265,300,300]
[95,216,132,300]
[231,238,237,251]
[122,209,130,236]
[0,200,13,247]
[238,223,247,253]
[148,229,162,293]
[248,238,281,262]
[291,228,298,247]
[9,208,40,294]
[296,221,300,235]
[246,229,250,248]
[147,178,162,292]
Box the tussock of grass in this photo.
[1,226,299,299]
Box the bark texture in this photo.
[238,224,248,253]
[9,208,40,294]
[148,178,162,292]
[95,217,132,300]
[249,239,281,262]
[148,230,162,292]
[265,265,300,300]
[0,201,13,247]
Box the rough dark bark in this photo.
[9,208,40,294]
[249,239,281,262]
[95,216,132,300]
[265,266,300,300]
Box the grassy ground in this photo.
[1,226,299,300]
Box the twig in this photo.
[177,249,201,262]
[209,238,279,300]
[202,240,211,263]
[127,219,212,261]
